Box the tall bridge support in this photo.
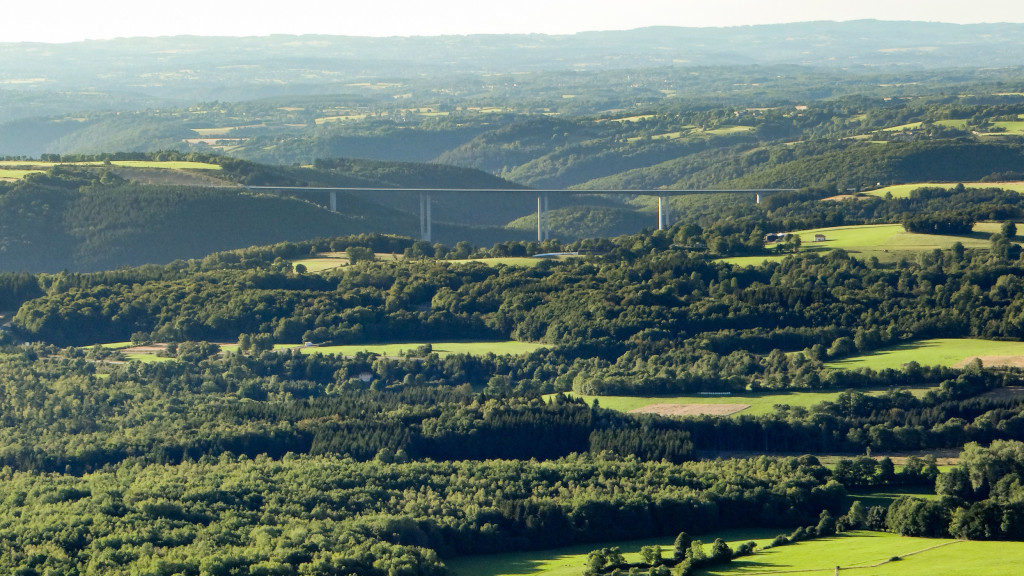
[658,196,671,230]
[537,194,549,242]
[420,192,432,242]
[330,191,337,212]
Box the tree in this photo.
[640,545,662,566]
[687,540,706,562]
[673,532,693,561]
[347,246,376,264]
[1002,221,1018,239]
[710,538,733,562]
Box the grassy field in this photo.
[551,387,933,417]
[721,221,1009,266]
[449,257,546,267]
[281,341,547,357]
[825,338,1024,371]
[987,120,1024,135]
[98,340,546,362]
[0,169,44,179]
[866,181,1024,198]
[446,528,780,576]
[290,254,532,272]
[449,531,1024,576]
[843,486,940,510]
[292,253,403,272]
[699,531,1024,576]
[0,160,221,173]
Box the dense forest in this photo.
[7,20,1024,576]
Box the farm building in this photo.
[814,233,826,242]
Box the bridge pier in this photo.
[330,191,337,212]
[420,192,432,242]
[537,194,549,241]
[658,196,671,230]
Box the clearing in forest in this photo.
[629,403,749,417]
[700,531,1024,576]
[557,389,928,417]
[721,220,1011,266]
[825,338,1024,371]
[446,530,1024,576]
[866,180,1024,198]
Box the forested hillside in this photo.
[7,22,1024,576]
[0,154,544,271]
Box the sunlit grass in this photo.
[825,338,1024,371]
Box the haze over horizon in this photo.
[5,0,1024,44]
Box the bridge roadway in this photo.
[244,186,798,242]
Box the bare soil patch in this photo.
[121,344,169,354]
[981,386,1024,401]
[954,355,1024,369]
[630,403,750,417]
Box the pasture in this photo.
[0,160,222,175]
[284,340,547,357]
[446,530,1024,576]
[699,531,1024,576]
[446,528,780,576]
[721,221,1008,266]
[448,257,547,267]
[0,169,42,179]
[866,181,1024,198]
[98,340,546,361]
[553,387,933,417]
[292,253,403,272]
[824,338,1024,371]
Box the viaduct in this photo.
[245,186,798,242]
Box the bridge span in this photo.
[244,186,798,242]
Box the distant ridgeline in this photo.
[6,143,1024,271]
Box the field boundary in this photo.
[733,539,962,574]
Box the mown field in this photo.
[825,338,1024,371]
[445,528,780,576]
[552,387,934,417]
[0,160,222,172]
[279,340,547,357]
[0,168,44,179]
[699,531,1024,576]
[446,530,1024,576]
[866,181,1024,198]
[721,221,1007,266]
[292,255,545,273]
[100,340,547,361]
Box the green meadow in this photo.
[721,218,1024,267]
[0,160,222,175]
[552,387,933,417]
[824,338,1024,371]
[292,256,545,273]
[447,531,1024,576]
[98,340,546,362]
[699,531,1024,576]
[0,169,44,179]
[843,486,940,510]
[446,528,779,576]
[721,222,995,266]
[449,257,547,267]
[866,181,1024,198]
[282,340,547,357]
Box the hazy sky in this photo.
[5,0,1024,43]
